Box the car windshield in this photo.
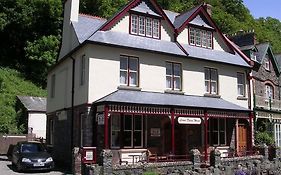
[21,143,46,153]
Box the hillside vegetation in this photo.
[0,0,281,133]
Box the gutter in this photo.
[70,56,75,155]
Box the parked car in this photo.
[11,141,54,172]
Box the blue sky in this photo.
[243,0,281,21]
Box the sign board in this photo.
[97,114,104,125]
[81,147,96,164]
[150,128,161,137]
[178,117,201,125]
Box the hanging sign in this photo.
[178,117,201,125]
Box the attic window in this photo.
[189,27,212,49]
[130,14,160,39]
[264,55,270,71]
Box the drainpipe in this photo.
[70,56,75,156]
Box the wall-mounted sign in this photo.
[97,114,104,125]
[81,147,96,164]
[178,117,201,125]
[150,128,161,137]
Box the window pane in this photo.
[219,119,225,130]
[129,58,138,71]
[134,116,142,130]
[166,76,172,88]
[124,115,132,130]
[129,72,137,86]
[207,31,212,48]
[166,62,172,75]
[124,131,132,147]
[153,19,159,38]
[210,69,217,81]
[238,85,244,96]
[205,81,210,93]
[174,63,181,76]
[211,82,217,94]
[195,29,201,46]
[120,71,127,84]
[202,31,207,47]
[212,132,218,145]
[146,18,152,37]
[131,15,138,34]
[139,16,145,35]
[219,132,225,145]
[213,119,218,131]
[204,68,210,81]
[190,28,195,45]
[112,116,120,130]
[174,77,181,90]
[120,56,128,70]
[112,131,120,147]
[134,131,142,147]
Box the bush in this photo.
[255,131,275,146]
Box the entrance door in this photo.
[238,124,247,155]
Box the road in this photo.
[0,156,67,175]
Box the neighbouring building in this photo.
[16,96,47,138]
[47,0,254,167]
[230,32,281,147]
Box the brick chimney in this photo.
[203,3,212,16]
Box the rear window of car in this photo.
[21,143,46,153]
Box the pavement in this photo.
[0,156,68,175]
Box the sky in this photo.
[243,0,281,21]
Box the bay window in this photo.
[205,68,218,94]
[120,55,139,87]
[130,14,160,39]
[166,62,182,90]
[189,27,212,49]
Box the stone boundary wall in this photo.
[78,147,281,175]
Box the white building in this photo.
[47,0,253,166]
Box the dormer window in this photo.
[264,55,270,71]
[189,27,212,49]
[130,14,160,39]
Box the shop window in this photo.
[205,68,218,94]
[166,62,182,90]
[208,118,226,146]
[120,55,139,87]
[110,114,143,148]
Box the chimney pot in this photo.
[203,3,212,16]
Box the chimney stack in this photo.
[64,0,79,24]
[203,3,212,16]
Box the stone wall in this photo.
[81,147,281,175]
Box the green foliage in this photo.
[24,35,60,87]
[255,131,275,146]
[0,67,46,134]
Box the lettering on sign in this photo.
[85,151,94,161]
[150,128,161,137]
[178,117,201,125]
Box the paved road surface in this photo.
[0,156,68,175]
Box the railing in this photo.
[254,95,281,111]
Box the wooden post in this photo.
[204,110,208,162]
[171,108,175,154]
[104,105,109,149]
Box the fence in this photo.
[0,134,35,155]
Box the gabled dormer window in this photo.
[130,14,160,39]
[264,55,270,71]
[189,27,212,49]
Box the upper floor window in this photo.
[265,84,273,99]
[50,74,56,98]
[166,62,182,90]
[237,72,245,96]
[120,55,139,87]
[205,68,218,94]
[80,55,86,86]
[189,27,212,49]
[130,14,160,39]
[264,55,270,71]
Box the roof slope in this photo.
[95,90,250,111]
[17,96,46,112]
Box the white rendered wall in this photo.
[111,15,130,33]
[177,28,188,44]
[28,113,47,138]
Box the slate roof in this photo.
[255,43,269,63]
[163,10,179,24]
[276,54,281,69]
[239,45,256,51]
[181,44,250,67]
[17,96,46,112]
[189,15,214,29]
[95,90,250,111]
[173,5,201,29]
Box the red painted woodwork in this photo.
[104,105,109,149]
[171,108,175,154]
[204,110,208,162]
